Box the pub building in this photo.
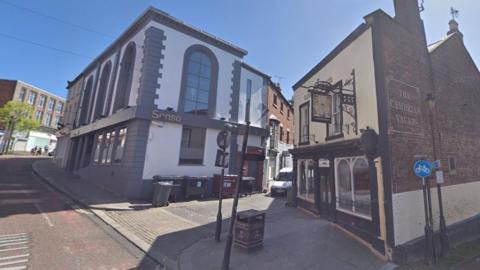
[290,0,480,262]
[54,7,270,199]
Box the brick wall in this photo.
[375,13,435,194]
[0,80,16,107]
[267,83,294,144]
[430,33,480,186]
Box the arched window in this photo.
[94,61,112,120]
[80,76,94,125]
[114,42,136,112]
[337,159,352,209]
[179,45,218,117]
[353,158,370,216]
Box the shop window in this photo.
[335,157,371,218]
[113,128,127,164]
[297,159,315,202]
[101,131,115,164]
[179,45,218,117]
[179,126,206,165]
[328,92,342,137]
[299,102,310,144]
[94,134,103,164]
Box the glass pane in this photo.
[196,102,208,114]
[184,100,196,113]
[353,158,371,216]
[199,77,210,91]
[185,87,197,101]
[337,159,352,211]
[298,161,307,196]
[186,74,199,88]
[179,127,206,165]
[190,52,202,63]
[197,90,209,103]
[200,54,211,67]
[199,65,211,78]
[187,61,201,75]
[114,128,127,163]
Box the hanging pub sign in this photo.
[311,92,332,123]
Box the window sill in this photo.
[325,133,344,141]
[178,163,205,166]
[336,207,372,221]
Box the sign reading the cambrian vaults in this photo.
[387,78,423,135]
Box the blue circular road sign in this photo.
[413,160,432,178]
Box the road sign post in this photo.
[414,160,436,263]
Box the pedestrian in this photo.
[36,147,42,156]
[44,145,49,154]
[31,146,36,156]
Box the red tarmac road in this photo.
[0,156,158,270]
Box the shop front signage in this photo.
[152,109,182,123]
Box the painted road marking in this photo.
[0,234,29,270]
[34,203,54,227]
[0,266,27,270]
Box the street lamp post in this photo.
[215,123,230,242]
[426,94,449,255]
[221,85,252,270]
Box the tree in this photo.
[0,101,39,154]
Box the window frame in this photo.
[18,88,26,101]
[113,42,136,112]
[27,91,37,105]
[179,126,206,165]
[178,45,219,118]
[334,156,372,220]
[298,101,310,145]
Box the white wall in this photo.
[142,122,224,178]
[238,67,266,128]
[149,21,240,121]
[293,28,378,145]
[393,180,480,245]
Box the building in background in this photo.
[290,0,480,262]
[263,79,294,192]
[56,7,269,199]
[0,79,65,152]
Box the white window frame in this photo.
[297,159,315,203]
[334,156,372,220]
[27,92,36,105]
[329,92,342,136]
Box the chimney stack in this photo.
[393,0,427,44]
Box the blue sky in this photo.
[0,0,478,99]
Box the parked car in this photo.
[47,148,55,156]
[270,167,293,196]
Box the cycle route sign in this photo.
[413,160,432,178]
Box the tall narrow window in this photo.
[18,88,26,101]
[280,126,283,142]
[27,91,37,105]
[38,96,46,108]
[179,45,218,117]
[113,128,127,164]
[329,92,342,136]
[44,113,52,126]
[80,77,94,125]
[47,99,55,111]
[299,102,310,144]
[179,126,206,165]
[93,134,103,164]
[94,62,112,120]
[101,131,112,164]
[114,43,136,112]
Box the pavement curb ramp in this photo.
[31,161,177,270]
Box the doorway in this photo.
[318,168,335,221]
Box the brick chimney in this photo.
[394,0,427,44]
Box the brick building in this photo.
[264,78,294,191]
[290,0,480,262]
[0,79,65,152]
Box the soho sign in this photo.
[152,109,182,123]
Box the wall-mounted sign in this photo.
[318,159,330,168]
[311,92,332,123]
[152,109,182,123]
[342,94,356,105]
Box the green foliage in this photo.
[0,101,39,132]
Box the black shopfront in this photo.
[290,138,384,253]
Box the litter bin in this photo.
[153,175,186,202]
[152,182,172,207]
[234,209,266,251]
[184,176,210,199]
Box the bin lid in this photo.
[241,177,256,181]
[237,209,265,219]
